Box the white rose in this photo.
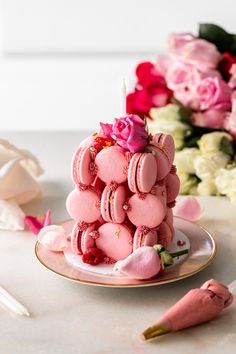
[150,104,182,121]
[178,173,198,195]
[215,168,236,196]
[198,132,233,155]
[197,179,217,196]
[194,152,230,180]
[174,148,200,174]
[147,118,191,150]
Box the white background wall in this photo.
[0,0,236,130]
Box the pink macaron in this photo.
[128,152,157,193]
[96,222,133,261]
[157,221,173,248]
[70,221,99,255]
[101,183,127,223]
[66,186,101,223]
[146,133,175,181]
[127,193,166,228]
[71,146,97,186]
[165,169,180,205]
[165,207,174,230]
[95,145,129,184]
[152,133,175,165]
[150,182,167,211]
[133,226,158,251]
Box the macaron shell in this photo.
[101,186,112,222]
[72,146,95,186]
[128,153,140,193]
[151,183,167,211]
[152,133,175,165]
[81,223,97,254]
[79,134,96,148]
[66,188,101,223]
[96,223,133,261]
[95,146,128,184]
[127,193,166,228]
[166,173,180,203]
[110,185,126,223]
[70,222,83,255]
[157,221,173,248]
[133,228,158,251]
[137,153,157,193]
[165,207,174,227]
[146,145,171,181]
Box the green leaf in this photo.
[219,136,234,156]
[199,23,234,53]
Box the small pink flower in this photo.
[25,209,51,235]
[99,122,113,137]
[111,115,148,153]
[191,109,226,129]
[38,225,67,252]
[197,76,232,111]
[224,111,236,138]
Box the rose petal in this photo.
[174,196,203,221]
[0,199,25,231]
[25,209,51,235]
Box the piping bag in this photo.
[142,279,235,340]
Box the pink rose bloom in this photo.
[224,111,236,138]
[166,62,202,110]
[191,109,226,129]
[229,64,236,88]
[168,33,221,71]
[110,115,148,153]
[197,76,232,111]
[168,32,196,56]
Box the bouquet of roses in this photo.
[127,23,236,204]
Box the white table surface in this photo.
[0,131,236,354]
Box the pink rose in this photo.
[111,115,148,153]
[168,33,221,71]
[229,64,236,89]
[168,32,196,56]
[166,62,202,110]
[191,109,226,129]
[224,111,236,138]
[197,76,232,111]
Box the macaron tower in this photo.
[66,114,180,265]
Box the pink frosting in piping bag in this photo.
[161,279,233,332]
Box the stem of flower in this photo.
[169,249,189,258]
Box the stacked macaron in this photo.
[66,116,180,264]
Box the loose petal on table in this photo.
[174,196,203,221]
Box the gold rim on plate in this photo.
[35,217,217,288]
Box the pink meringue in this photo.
[38,225,67,252]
